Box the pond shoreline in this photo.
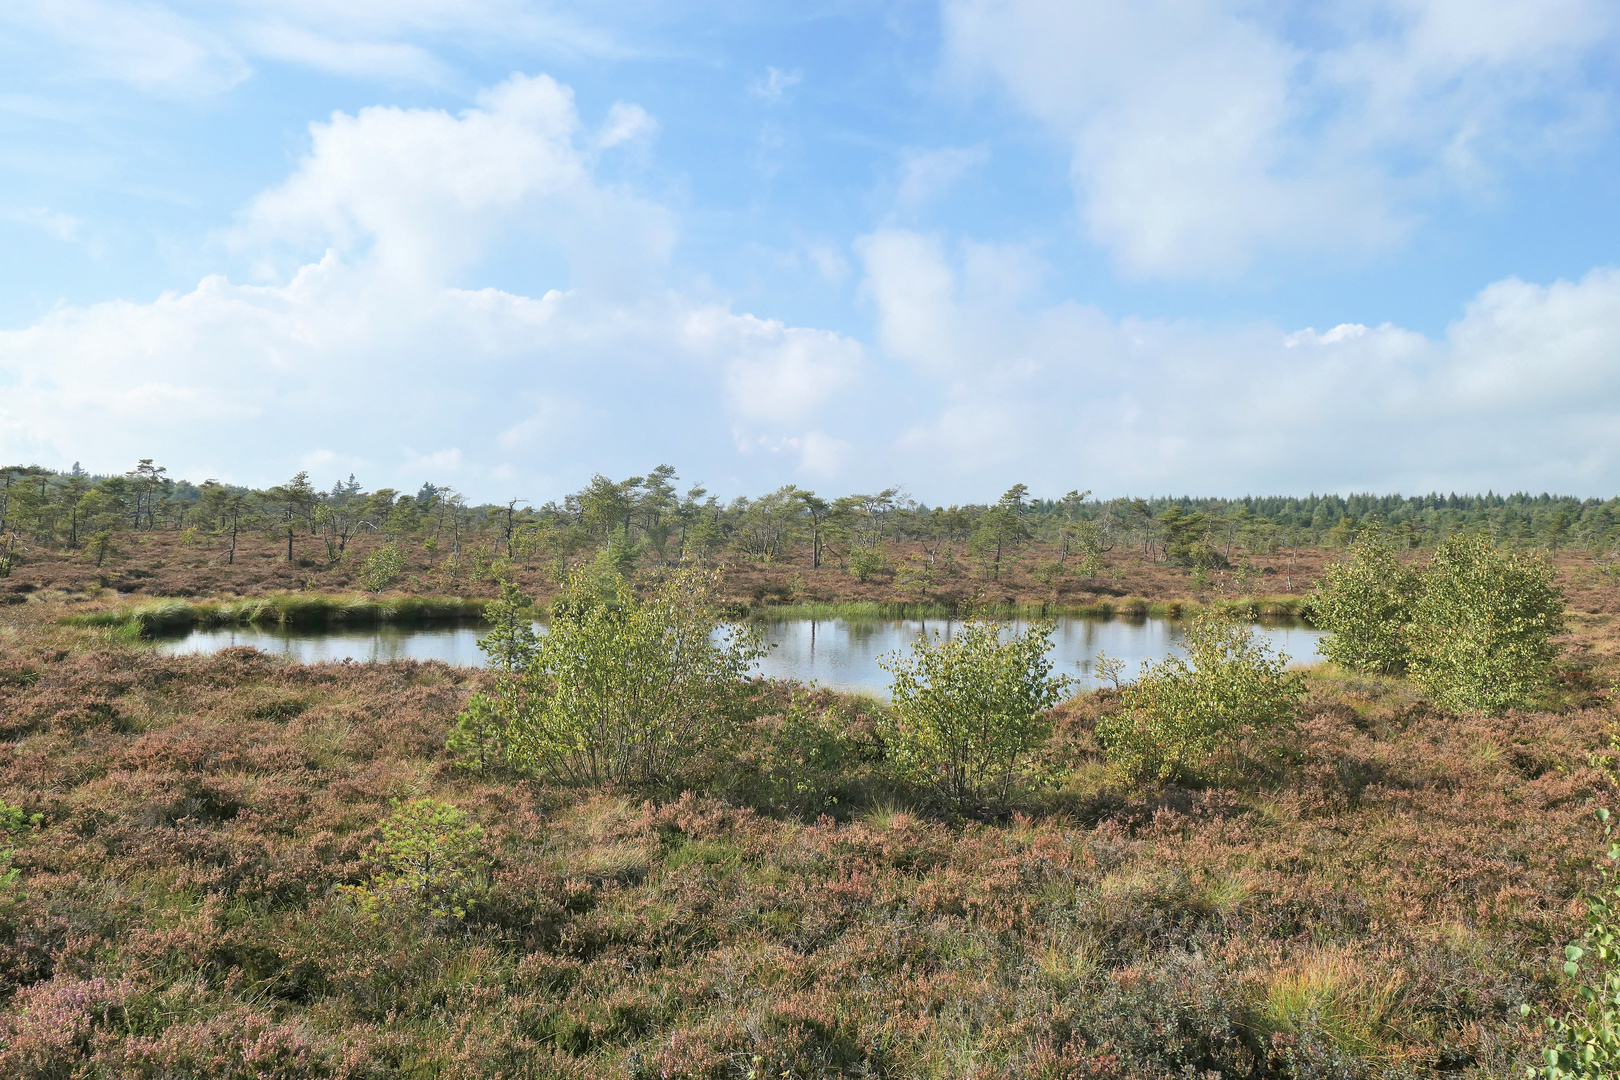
[66,590,1317,639]
[149,613,1327,695]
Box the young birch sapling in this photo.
[878,619,1069,813]
[1097,611,1304,786]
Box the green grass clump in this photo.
[66,593,487,637]
[749,594,1312,625]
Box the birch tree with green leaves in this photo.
[502,566,764,786]
[878,619,1069,812]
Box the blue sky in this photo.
[2,0,1619,504]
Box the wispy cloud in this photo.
[2,0,250,97]
[750,66,802,104]
[895,145,989,213]
[2,205,86,244]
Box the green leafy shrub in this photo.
[1525,808,1620,1079]
[1407,533,1565,714]
[358,543,405,594]
[848,548,888,584]
[503,565,765,786]
[741,693,875,816]
[1311,526,1423,675]
[446,582,538,773]
[1098,611,1305,785]
[878,619,1069,811]
[340,798,486,921]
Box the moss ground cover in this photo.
[0,598,1615,1077]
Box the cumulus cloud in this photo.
[942,0,1620,277]
[712,318,864,422]
[0,73,866,493]
[234,73,658,283]
[859,227,1620,495]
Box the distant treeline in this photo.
[0,460,1614,576]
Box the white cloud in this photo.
[942,0,1620,277]
[0,74,866,495]
[711,316,864,422]
[859,227,1620,495]
[895,145,988,213]
[596,102,656,149]
[234,74,633,280]
[240,22,449,84]
[2,206,86,243]
[3,0,250,97]
[751,66,802,104]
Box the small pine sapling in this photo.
[340,799,487,921]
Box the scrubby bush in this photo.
[848,548,888,584]
[1407,533,1565,714]
[447,583,538,774]
[1098,611,1305,785]
[340,798,487,921]
[739,692,877,816]
[1313,531,1567,714]
[1311,526,1422,675]
[358,543,405,594]
[878,619,1068,811]
[502,565,764,786]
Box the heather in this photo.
[0,594,1614,1078]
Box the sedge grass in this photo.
[747,594,1312,623]
[66,593,488,637]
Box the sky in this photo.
[2,0,1619,505]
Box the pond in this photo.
[153,615,1326,697]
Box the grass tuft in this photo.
[66,593,488,637]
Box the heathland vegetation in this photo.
[1,458,1620,1076]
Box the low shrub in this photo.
[358,544,405,594]
[501,566,765,786]
[733,692,878,817]
[1407,534,1566,714]
[878,618,1069,811]
[1311,527,1423,676]
[847,548,889,584]
[1097,610,1305,785]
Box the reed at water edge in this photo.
[742,594,1313,623]
[65,593,489,638]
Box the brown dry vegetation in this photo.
[9,529,1620,621]
[0,589,1618,1077]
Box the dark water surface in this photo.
[154,616,1325,697]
